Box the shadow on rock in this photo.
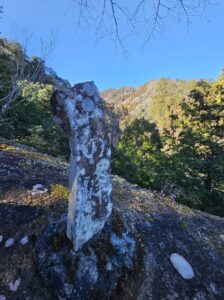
[35,207,224,300]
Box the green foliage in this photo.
[0,82,69,158]
[102,78,197,144]
[169,79,224,215]
[112,78,224,217]
[112,118,164,189]
[149,78,197,135]
[0,38,70,158]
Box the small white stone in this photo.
[0,235,3,243]
[30,184,48,195]
[170,253,194,279]
[20,236,29,245]
[0,295,6,300]
[33,184,44,189]
[220,234,224,241]
[9,278,21,292]
[5,238,14,248]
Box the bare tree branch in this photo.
[72,0,214,54]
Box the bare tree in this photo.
[72,0,213,53]
[0,33,56,118]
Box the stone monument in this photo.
[51,81,112,251]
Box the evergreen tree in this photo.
[112,118,163,189]
[169,80,224,215]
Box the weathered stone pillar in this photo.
[51,81,112,251]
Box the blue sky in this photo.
[1,0,224,90]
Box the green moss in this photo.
[179,218,188,230]
[0,142,53,161]
[140,203,151,214]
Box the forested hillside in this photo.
[102,79,197,139]
[103,77,224,217]
[1,37,224,217]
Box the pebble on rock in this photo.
[0,235,3,243]
[170,253,194,279]
[20,236,29,245]
[9,278,21,292]
[5,238,14,248]
[30,184,48,196]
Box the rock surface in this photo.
[51,82,112,251]
[0,140,224,299]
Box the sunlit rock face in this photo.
[51,81,112,251]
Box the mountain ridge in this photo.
[101,78,198,144]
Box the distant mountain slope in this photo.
[102,80,159,128]
[101,78,198,143]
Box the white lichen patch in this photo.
[75,94,82,102]
[20,235,29,245]
[77,250,98,284]
[64,98,77,130]
[82,97,94,112]
[170,253,194,279]
[76,115,89,127]
[111,232,136,256]
[95,159,110,176]
[110,231,136,268]
[83,82,98,97]
[220,234,224,241]
[72,179,112,251]
[0,235,3,243]
[9,278,21,292]
[94,108,103,118]
[107,148,111,157]
[79,168,86,176]
[106,262,113,271]
[5,237,14,248]
[67,177,78,241]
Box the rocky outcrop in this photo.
[51,82,112,252]
[36,176,224,300]
[0,140,224,300]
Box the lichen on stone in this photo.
[51,81,113,252]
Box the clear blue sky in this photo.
[1,0,224,90]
